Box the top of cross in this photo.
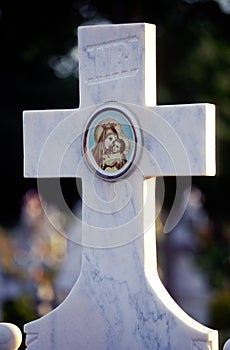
[78,23,156,108]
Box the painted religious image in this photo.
[92,120,129,171]
[84,107,137,179]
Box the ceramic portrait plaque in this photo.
[83,104,141,180]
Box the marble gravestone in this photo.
[23,23,218,349]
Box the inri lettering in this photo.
[85,37,139,83]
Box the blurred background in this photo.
[0,0,230,349]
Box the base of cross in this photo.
[24,254,218,349]
[24,178,218,350]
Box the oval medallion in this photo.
[83,103,140,180]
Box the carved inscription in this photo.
[84,36,139,83]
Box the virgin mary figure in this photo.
[92,119,130,172]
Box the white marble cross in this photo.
[23,23,218,350]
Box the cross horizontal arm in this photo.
[23,106,96,178]
[23,102,215,179]
[129,103,215,177]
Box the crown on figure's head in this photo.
[102,122,117,129]
[94,119,122,143]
